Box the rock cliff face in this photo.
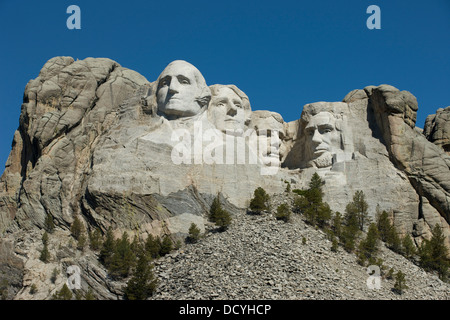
[0,57,449,299]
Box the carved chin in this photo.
[310,152,333,168]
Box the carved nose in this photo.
[311,130,323,144]
[227,104,237,116]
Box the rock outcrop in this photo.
[0,57,449,299]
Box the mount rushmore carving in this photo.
[0,57,449,260]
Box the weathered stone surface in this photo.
[424,106,450,154]
[0,57,449,300]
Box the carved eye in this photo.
[160,78,170,87]
[234,103,242,108]
[178,76,190,85]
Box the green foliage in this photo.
[51,268,59,284]
[330,235,339,252]
[393,270,408,294]
[357,223,379,265]
[160,235,173,256]
[386,224,401,253]
[332,212,342,239]
[108,232,136,278]
[346,190,369,231]
[187,223,201,244]
[77,233,87,251]
[89,228,103,251]
[294,173,331,227]
[45,214,55,233]
[249,187,270,214]
[376,210,391,242]
[284,181,291,193]
[341,204,360,253]
[124,251,157,300]
[29,284,38,295]
[99,227,116,266]
[40,232,50,263]
[52,284,73,300]
[210,195,232,231]
[275,204,291,222]
[145,234,162,259]
[70,216,85,240]
[401,234,417,259]
[302,236,307,245]
[418,224,450,280]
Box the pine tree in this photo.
[347,190,369,231]
[332,212,342,239]
[70,216,84,240]
[187,223,201,243]
[100,227,116,267]
[209,195,232,231]
[419,224,450,280]
[109,232,135,278]
[52,284,73,300]
[341,202,360,253]
[401,234,416,259]
[275,203,291,222]
[40,232,50,263]
[160,235,173,256]
[357,223,379,265]
[45,214,55,233]
[145,234,161,259]
[249,187,269,214]
[89,228,103,251]
[124,251,157,300]
[386,224,401,253]
[393,270,408,294]
[376,210,391,242]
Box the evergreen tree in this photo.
[99,227,116,267]
[249,187,269,214]
[393,270,408,294]
[341,202,360,252]
[214,208,232,231]
[160,235,173,256]
[40,232,50,263]
[386,224,402,253]
[357,223,379,265]
[209,195,232,231]
[275,203,291,222]
[419,224,450,280]
[347,191,369,231]
[401,234,417,259]
[89,228,103,251]
[70,216,84,240]
[187,223,201,243]
[294,173,331,227]
[332,212,342,239]
[124,251,157,300]
[109,232,135,278]
[52,284,73,300]
[376,210,391,242]
[45,214,55,233]
[145,234,161,259]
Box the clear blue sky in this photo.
[0,0,449,174]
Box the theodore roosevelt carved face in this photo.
[156,60,211,119]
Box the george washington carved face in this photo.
[156,60,211,119]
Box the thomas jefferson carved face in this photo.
[305,111,341,168]
[208,86,250,133]
[156,60,210,119]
